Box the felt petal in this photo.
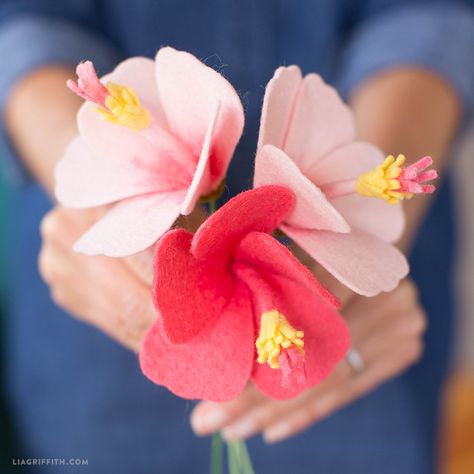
[257,66,302,151]
[153,229,235,344]
[305,142,384,185]
[192,185,295,262]
[55,137,175,208]
[235,232,339,309]
[155,47,244,182]
[331,194,405,244]
[180,102,220,215]
[235,266,349,400]
[283,74,355,173]
[74,191,184,257]
[140,282,254,402]
[254,145,349,233]
[78,102,194,183]
[283,226,409,297]
[305,142,405,243]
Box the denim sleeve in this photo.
[337,2,474,116]
[0,13,120,185]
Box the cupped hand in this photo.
[190,278,426,443]
[38,205,206,351]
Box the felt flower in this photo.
[140,186,350,402]
[56,47,244,256]
[254,67,437,296]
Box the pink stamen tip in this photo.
[398,156,437,195]
[279,348,306,389]
[66,61,108,108]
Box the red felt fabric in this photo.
[192,185,295,262]
[234,264,350,400]
[140,282,254,402]
[141,186,349,401]
[153,229,235,344]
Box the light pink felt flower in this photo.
[254,67,436,296]
[56,47,244,257]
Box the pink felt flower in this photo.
[140,186,350,402]
[253,67,435,296]
[56,47,244,257]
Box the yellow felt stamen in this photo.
[355,154,411,204]
[96,82,150,131]
[256,310,304,370]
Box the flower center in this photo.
[256,310,304,369]
[67,61,150,132]
[97,82,151,131]
[321,154,437,204]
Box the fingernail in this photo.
[191,408,227,435]
[222,418,256,441]
[263,421,292,444]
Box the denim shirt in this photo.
[0,1,473,473]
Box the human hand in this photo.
[190,279,426,443]
[38,205,206,351]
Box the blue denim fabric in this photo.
[0,1,472,472]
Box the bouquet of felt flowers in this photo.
[57,47,437,473]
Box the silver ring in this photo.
[346,348,365,374]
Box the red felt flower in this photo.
[139,185,350,402]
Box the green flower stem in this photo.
[208,199,217,214]
[211,432,224,474]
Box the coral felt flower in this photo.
[254,67,436,296]
[139,186,350,402]
[56,47,244,257]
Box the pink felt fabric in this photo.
[281,74,355,174]
[141,186,349,401]
[155,47,244,184]
[257,66,302,151]
[140,281,255,402]
[74,191,185,257]
[254,145,350,233]
[56,137,183,208]
[180,102,220,215]
[283,225,409,296]
[254,67,408,295]
[58,48,245,256]
[305,142,405,243]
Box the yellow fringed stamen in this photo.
[96,82,150,131]
[355,154,412,204]
[256,310,304,369]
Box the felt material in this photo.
[192,185,296,262]
[57,48,245,256]
[255,67,407,294]
[155,47,244,184]
[257,66,302,151]
[55,137,183,208]
[234,265,350,400]
[141,186,349,401]
[153,229,236,344]
[74,191,184,257]
[279,74,355,174]
[254,145,350,233]
[235,232,339,310]
[180,102,220,215]
[283,225,409,297]
[140,281,254,402]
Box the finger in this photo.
[39,239,156,352]
[220,303,425,442]
[263,337,423,443]
[190,384,267,436]
[122,246,155,286]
